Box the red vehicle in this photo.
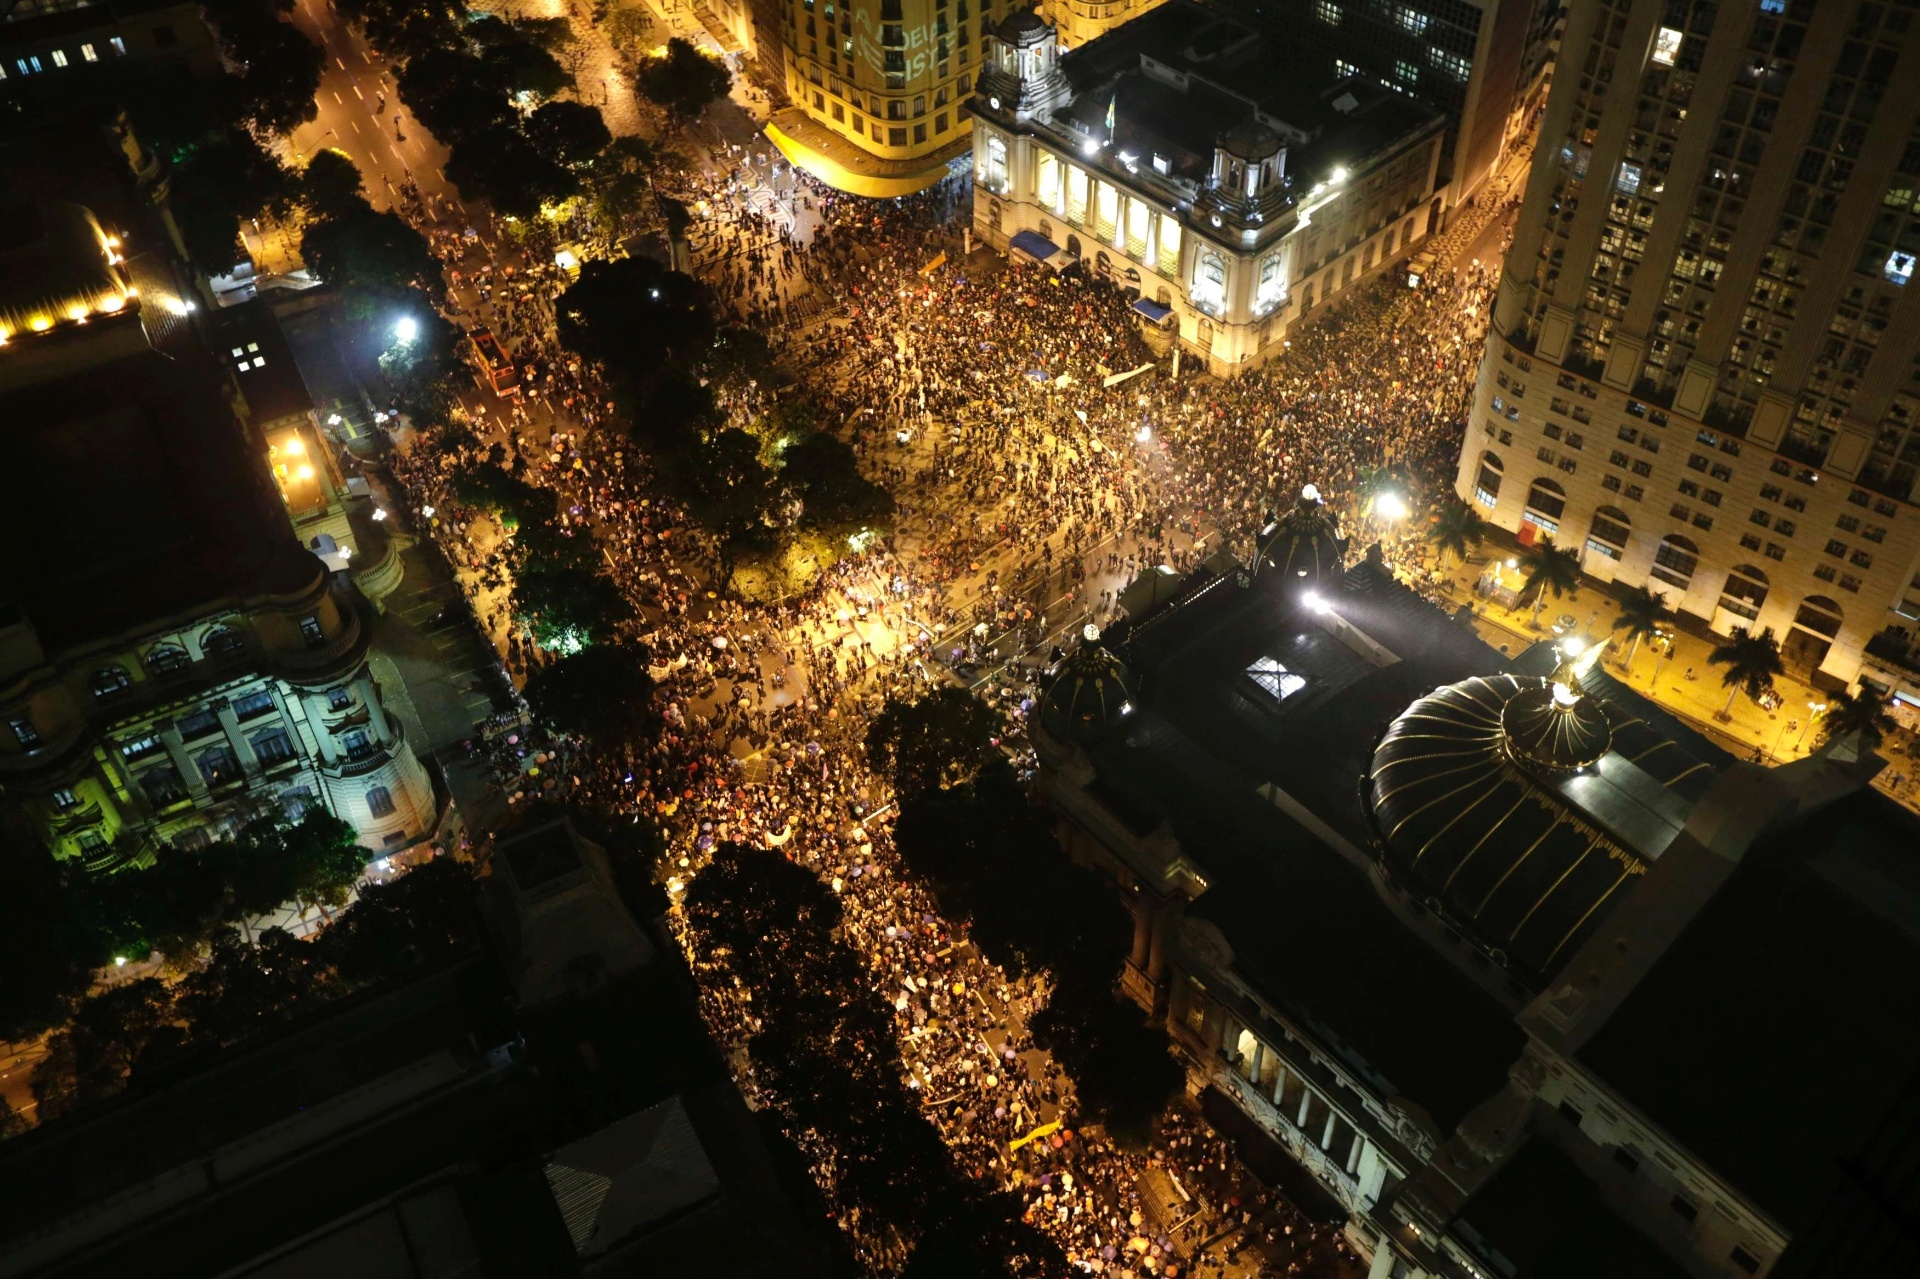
[468,327,520,398]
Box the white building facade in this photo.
[968,4,1446,377]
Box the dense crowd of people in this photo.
[375,121,1521,1274]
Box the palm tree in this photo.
[1518,538,1581,629]
[1708,626,1784,720]
[1610,585,1671,675]
[1817,685,1896,748]
[1427,499,1487,568]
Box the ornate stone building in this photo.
[1031,494,1920,1278]
[969,3,1446,375]
[0,112,435,868]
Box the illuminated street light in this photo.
[372,507,389,522]
[1135,424,1153,443]
[1304,591,1332,615]
[1375,491,1409,521]
[392,315,419,344]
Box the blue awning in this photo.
[1009,229,1063,265]
[1131,297,1174,323]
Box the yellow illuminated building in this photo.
[1039,0,1169,49]
[770,0,1010,195]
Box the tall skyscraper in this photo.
[769,0,1014,194]
[1459,0,1920,695]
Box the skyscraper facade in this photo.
[1458,0,1920,694]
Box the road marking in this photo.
[350,118,361,133]
[335,56,346,70]
[353,84,364,100]
[331,91,342,103]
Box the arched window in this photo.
[366,786,396,818]
[90,667,132,700]
[202,626,244,659]
[1473,451,1504,507]
[1523,477,1566,534]
[1718,565,1770,620]
[983,133,1008,190]
[145,644,190,675]
[1256,251,1287,311]
[1650,533,1700,591]
[1792,595,1844,638]
[1585,505,1632,560]
[1192,251,1227,311]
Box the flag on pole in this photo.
[1105,94,1116,132]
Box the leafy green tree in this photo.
[302,148,365,220]
[1028,992,1182,1148]
[555,256,714,387]
[31,979,177,1122]
[783,431,895,541]
[1708,626,1785,719]
[1817,685,1897,748]
[1426,498,1487,567]
[901,1194,1071,1279]
[687,428,780,573]
[476,25,572,101]
[172,926,339,1047]
[0,831,112,1039]
[340,0,464,59]
[397,48,513,142]
[446,124,580,220]
[380,307,466,424]
[513,563,634,652]
[635,37,731,120]
[523,643,658,749]
[865,687,1001,799]
[317,858,478,985]
[1517,537,1581,629]
[449,461,555,532]
[525,99,613,169]
[201,0,325,135]
[1610,584,1671,674]
[301,203,442,315]
[166,128,302,274]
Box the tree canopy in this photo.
[635,38,732,120]
[865,687,1002,799]
[523,642,658,750]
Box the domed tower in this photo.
[1255,485,1347,591]
[1363,640,1648,988]
[1198,115,1290,228]
[1036,625,1135,746]
[978,8,1074,126]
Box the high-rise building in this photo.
[1206,0,1561,206]
[1459,0,1920,699]
[768,0,1014,195]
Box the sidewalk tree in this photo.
[446,124,580,220]
[635,37,732,121]
[201,0,324,135]
[474,23,572,101]
[1427,498,1487,567]
[397,48,514,142]
[165,126,302,276]
[301,202,442,316]
[1610,584,1671,674]
[524,643,658,750]
[1708,626,1785,720]
[783,431,896,543]
[1817,685,1896,748]
[1517,537,1581,629]
[1029,989,1182,1148]
[302,148,365,220]
[513,563,634,652]
[525,100,613,170]
[556,256,714,387]
[865,687,1000,799]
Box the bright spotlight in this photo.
[1304,591,1331,615]
[1377,491,1409,520]
[1560,636,1586,658]
[1135,424,1153,443]
[392,316,419,344]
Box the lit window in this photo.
[81,42,97,61]
[1316,0,1341,22]
[1335,58,1360,78]
[1395,59,1419,85]
[1886,251,1915,286]
[1247,657,1306,702]
[10,717,40,748]
[1427,46,1470,79]
[109,36,127,54]
[1396,5,1428,35]
[28,55,42,72]
[1652,26,1683,66]
[50,49,68,68]
[1256,253,1287,312]
[1191,251,1227,311]
[53,788,80,811]
[1616,162,1642,195]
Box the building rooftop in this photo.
[215,298,314,429]
[1578,785,1920,1234]
[1453,1139,1686,1279]
[1040,0,1444,191]
[0,345,316,652]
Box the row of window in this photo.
[3,37,125,80]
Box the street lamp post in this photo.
[1797,701,1827,751]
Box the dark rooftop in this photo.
[500,819,589,891]
[1578,786,1920,1234]
[1454,1139,1686,1279]
[215,298,315,428]
[0,347,317,651]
